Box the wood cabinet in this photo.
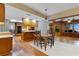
[62,32,79,38]
[0,3,5,23]
[22,32,35,42]
[0,37,12,56]
[52,20,79,38]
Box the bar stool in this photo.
[33,34,39,46]
[33,31,41,47]
[47,34,54,48]
[34,31,47,51]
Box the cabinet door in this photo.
[0,37,12,55]
[0,3,5,22]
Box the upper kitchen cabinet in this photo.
[0,3,5,24]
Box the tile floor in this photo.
[30,36,79,56]
[9,36,79,56]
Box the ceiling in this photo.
[23,3,79,16]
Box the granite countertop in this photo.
[0,32,11,35]
[0,32,13,38]
[22,29,36,32]
[0,35,13,38]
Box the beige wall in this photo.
[49,7,79,20]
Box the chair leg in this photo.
[52,39,54,46]
[45,46,46,51]
[41,44,42,49]
[34,39,36,45]
[45,43,47,51]
[50,39,52,48]
[52,37,54,46]
[40,41,43,49]
[48,39,50,44]
[36,40,39,46]
[50,38,54,48]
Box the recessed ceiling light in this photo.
[68,20,71,23]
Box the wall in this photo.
[0,4,26,32]
[37,20,48,36]
[0,4,48,36]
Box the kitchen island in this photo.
[22,30,35,42]
[0,32,13,56]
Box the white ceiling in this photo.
[23,3,79,16]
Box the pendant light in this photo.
[44,9,48,20]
